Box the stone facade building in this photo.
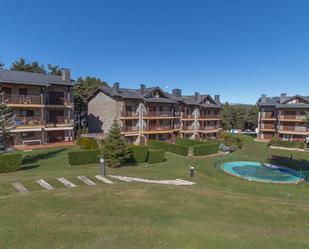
[87,83,221,144]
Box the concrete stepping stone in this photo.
[36,179,54,190]
[95,175,113,184]
[12,182,28,193]
[57,177,77,188]
[108,175,134,182]
[77,176,96,186]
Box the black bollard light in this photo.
[190,166,194,177]
[99,158,105,176]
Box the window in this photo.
[19,88,28,95]
[21,132,35,138]
[1,87,11,94]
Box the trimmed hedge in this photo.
[148,140,189,156]
[78,137,92,149]
[221,134,243,149]
[175,138,204,147]
[270,136,305,149]
[128,145,149,163]
[68,149,102,166]
[0,153,22,173]
[147,149,165,163]
[193,143,219,156]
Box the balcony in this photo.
[198,114,221,120]
[1,94,42,105]
[15,117,44,127]
[261,124,276,131]
[46,96,70,106]
[120,111,139,119]
[261,112,276,120]
[122,126,139,133]
[182,126,195,131]
[278,115,305,121]
[46,116,72,127]
[278,126,309,134]
[144,111,177,119]
[182,114,195,119]
[143,125,174,133]
[199,125,219,130]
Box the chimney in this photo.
[261,94,267,103]
[194,92,200,101]
[172,88,182,97]
[280,93,287,103]
[214,95,220,103]
[112,82,120,93]
[61,68,71,82]
[140,84,146,95]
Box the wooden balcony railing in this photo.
[47,116,72,126]
[145,111,175,117]
[15,117,44,126]
[262,124,275,130]
[279,126,309,132]
[199,126,219,130]
[1,94,42,105]
[262,112,276,118]
[182,126,195,131]
[122,126,139,132]
[278,115,305,120]
[121,111,139,117]
[46,96,69,105]
[199,114,221,119]
[145,125,173,131]
[182,114,195,119]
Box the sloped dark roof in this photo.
[257,95,309,108]
[0,69,73,86]
[88,84,221,107]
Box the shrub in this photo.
[0,153,22,173]
[147,149,165,163]
[270,136,305,149]
[90,139,99,149]
[193,143,219,156]
[68,150,102,166]
[168,143,189,156]
[220,134,243,149]
[128,145,149,163]
[175,138,204,147]
[148,140,188,156]
[79,137,92,150]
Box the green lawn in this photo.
[1,137,309,249]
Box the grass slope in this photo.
[0,137,309,249]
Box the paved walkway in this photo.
[11,175,195,193]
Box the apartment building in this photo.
[87,83,221,144]
[257,93,309,141]
[0,69,74,148]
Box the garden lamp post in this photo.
[190,166,194,177]
[99,158,105,176]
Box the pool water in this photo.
[223,161,304,184]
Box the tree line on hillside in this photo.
[0,58,107,136]
[221,103,259,131]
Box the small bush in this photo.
[128,145,149,163]
[220,134,243,149]
[148,140,188,156]
[270,136,305,149]
[0,153,22,173]
[193,143,219,156]
[78,137,92,149]
[68,150,102,166]
[175,138,204,147]
[147,149,165,163]
[90,139,99,149]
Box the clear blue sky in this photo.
[1,0,309,104]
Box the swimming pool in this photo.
[222,161,305,184]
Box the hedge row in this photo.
[128,145,149,163]
[68,150,102,166]
[77,137,99,150]
[193,143,219,156]
[175,138,205,147]
[147,149,165,163]
[220,134,243,149]
[270,136,305,149]
[0,153,22,173]
[148,140,189,156]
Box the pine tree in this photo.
[102,121,132,167]
[221,103,233,131]
[48,64,62,75]
[0,104,15,150]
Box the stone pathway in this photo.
[36,179,54,190]
[57,177,77,188]
[77,176,96,186]
[108,175,195,186]
[11,175,195,193]
[12,182,28,193]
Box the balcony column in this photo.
[41,108,44,125]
